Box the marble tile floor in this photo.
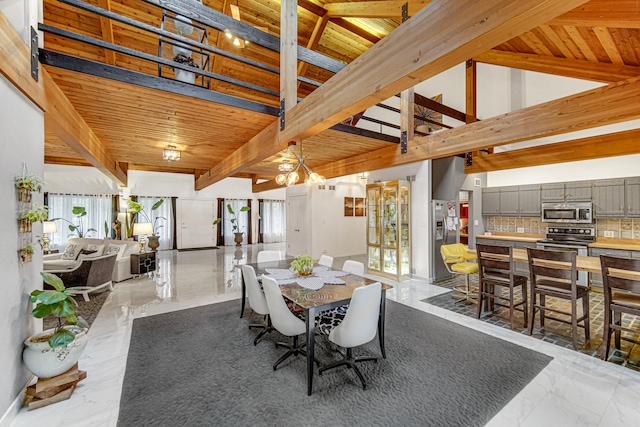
[10,244,640,427]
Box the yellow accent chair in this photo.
[440,243,479,303]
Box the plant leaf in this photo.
[239,206,250,212]
[226,204,233,214]
[151,200,164,210]
[72,206,86,215]
[31,303,54,318]
[41,272,65,291]
[49,329,75,348]
[76,316,89,330]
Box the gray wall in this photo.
[0,75,44,420]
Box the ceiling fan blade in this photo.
[230,4,241,21]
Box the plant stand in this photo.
[23,363,86,410]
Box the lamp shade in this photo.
[133,222,153,236]
[43,221,57,234]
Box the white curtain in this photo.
[262,200,286,243]
[138,196,174,250]
[47,194,113,249]
[223,199,249,246]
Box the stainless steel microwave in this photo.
[541,202,593,223]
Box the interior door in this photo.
[178,199,215,249]
[286,195,308,256]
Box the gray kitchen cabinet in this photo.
[588,247,631,287]
[541,183,565,202]
[541,181,592,202]
[625,177,640,217]
[592,179,625,217]
[499,186,520,216]
[518,185,542,216]
[565,181,593,201]
[482,188,500,216]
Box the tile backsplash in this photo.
[485,216,640,240]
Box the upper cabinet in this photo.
[482,185,541,217]
[541,181,592,202]
[592,179,625,218]
[625,177,640,217]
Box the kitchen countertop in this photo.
[476,234,543,243]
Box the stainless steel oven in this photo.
[536,226,594,286]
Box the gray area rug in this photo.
[118,300,552,427]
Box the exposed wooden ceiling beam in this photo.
[43,66,127,186]
[44,156,92,167]
[196,0,591,190]
[324,1,432,18]
[413,93,466,122]
[549,0,640,28]
[328,18,381,44]
[0,13,46,110]
[0,13,125,186]
[475,50,640,83]
[336,74,640,176]
[97,0,116,65]
[298,15,330,87]
[464,129,640,173]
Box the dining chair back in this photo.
[262,276,309,370]
[599,255,640,361]
[257,251,282,263]
[342,260,365,276]
[318,254,334,268]
[476,244,527,330]
[527,248,590,350]
[318,282,382,390]
[241,265,273,345]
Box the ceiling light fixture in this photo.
[275,141,326,187]
[163,145,181,162]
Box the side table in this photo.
[131,252,156,275]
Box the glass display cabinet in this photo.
[366,180,411,281]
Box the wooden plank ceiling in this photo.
[40,0,640,186]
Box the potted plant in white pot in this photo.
[23,273,90,378]
[290,253,315,276]
[214,204,250,246]
[173,53,199,84]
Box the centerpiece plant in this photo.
[291,254,315,276]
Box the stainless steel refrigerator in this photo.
[430,199,459,282]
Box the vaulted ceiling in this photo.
[34,0,640,191]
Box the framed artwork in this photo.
[344,197,354,216]
[355,197,365,216]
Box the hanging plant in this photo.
[173,53,199,68]
[15,172,44,193]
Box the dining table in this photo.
[245,259,392,396]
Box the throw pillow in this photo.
[76,249,99,260]
[61,244,82,260]
[106,243,127,259]
[84,244,105,256]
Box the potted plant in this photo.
[52,206,97,238]
[125,199,166,250]
[19,203,49,233]
[15,172,44,202]
[214,204,250,246]
[18,243,36,264]
[290,253,315,276]
[23,272,90,378]
[173,53,199,84]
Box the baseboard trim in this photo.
[0,377,31,427]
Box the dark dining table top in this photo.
[249,259,392,310]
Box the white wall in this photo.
[0,74,44,422]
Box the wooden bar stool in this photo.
[476,244,528,330]
[599,255,640,361]
[527,248,590,350]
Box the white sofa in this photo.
[43,238,142,282]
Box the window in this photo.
[223,199,250,246]
[138,196,174,250]
[261,200,286,243]
[47,194,113,249]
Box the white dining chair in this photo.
[318,281,382,390]
[318,254,334,268]
[261,276,315,370]
[241,265,273,345]
[257,250,281,263]
[342,260,365,276]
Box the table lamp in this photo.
[42,221,57,254]
[132,222,153,253]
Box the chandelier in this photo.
[275,141,326,187]
[163,145,181,162]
